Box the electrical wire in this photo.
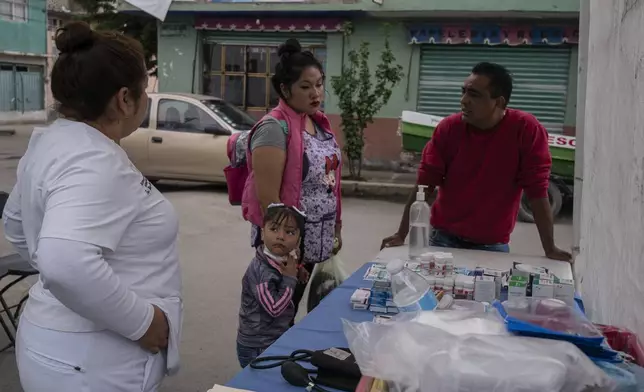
[249,349,316,371]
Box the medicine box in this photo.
[369,305,388,313]
[482,267,507,299]
[481,267,508,278]
[474,276,497,303]
[351,288,371,302]
[554,279,575,305]
[532,281,555,299]
[351,288,371,310]
[508,276,528,299]
[373,315,394,324]
[372,280,391,290]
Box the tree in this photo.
[72,0,158,74]
[331,23,404,180]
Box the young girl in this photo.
[236,204,308,367]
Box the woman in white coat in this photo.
[1,21,182,391]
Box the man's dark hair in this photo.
[471,62,513,106]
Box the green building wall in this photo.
[137,0,579,15]
[156,14,200,94]
[157,12,579,129]
[324,20,418,119]
[0,0,47,55]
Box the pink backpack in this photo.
[224,118,289,206]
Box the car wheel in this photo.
[517,181,563,223]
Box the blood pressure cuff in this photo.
[311,347,362,392]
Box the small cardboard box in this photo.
[508,276,528,299]
[474,276,497,303]
[351,288,371,304]
[532,281,555,299]
[554,279,575,305]
[482,268,507,299]
[369,305,387,313]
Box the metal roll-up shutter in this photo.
[203,32,327,47]
[417,45,572,133]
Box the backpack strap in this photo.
[262,115,289,136]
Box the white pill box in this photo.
[474,276,496,303]
[554,279,575,305]
[508,275,528,299]
[351,288,371,310]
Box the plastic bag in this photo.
[494,298,605,345]
[342,314,616,392]
[596,324,644,366]
[414,304,509,336]
[307,255,348,312]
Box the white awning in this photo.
[123,0,174,21]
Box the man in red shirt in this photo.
[381,62,571,261]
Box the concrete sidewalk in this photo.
[341,169,417,201]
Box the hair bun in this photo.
[277,38,302,58]
[55,21,95,54]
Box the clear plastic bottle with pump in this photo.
[409,185,431,260]
[386,259,437,315]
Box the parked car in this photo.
[120,93,257,183]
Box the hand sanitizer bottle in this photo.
[409,185,430,260]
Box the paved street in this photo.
[0,128,573,392]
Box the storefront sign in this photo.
[195,17,344,32]
[548,134,576,150]
[408,24,579,46]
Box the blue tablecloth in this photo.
[225,261,644,392]
[226,263,374,392]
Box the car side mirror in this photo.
[204,126,230,136]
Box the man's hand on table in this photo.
[545,246,573,263]
[380,233,405,250]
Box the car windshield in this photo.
[202,99,257,131]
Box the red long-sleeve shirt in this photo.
[417,109,552,245]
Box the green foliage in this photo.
[330,23,404,179]
[72,0,158,74]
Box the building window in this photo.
[0,0,28,22]
[48,17,62,31]
[157,98,221,133]
[202,43,326,112]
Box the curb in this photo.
[0,129,16,136]
[341,181,415,202]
